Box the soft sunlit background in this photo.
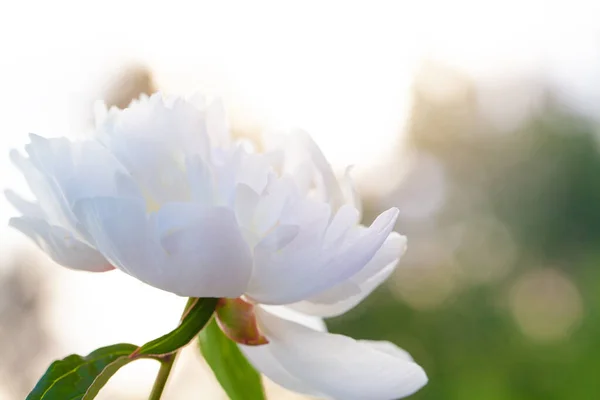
[2,1,600,399]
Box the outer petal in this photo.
[243,307,427,400]
[73,197,253,297]
[14,135,140,230]
[156,203,254,297]
[25,134,129,204]
[72,197,153,277]
[8,135,140,273]
[341,166,363,217]
[239,307,327,398]
[290,232,407,317]
[247,207,399,305]
[258,305,327,333]
[298,130,345,211]
[275,131,345,208]
[5,189,44,218]
[9,217,112,272]
[9,148,77,230]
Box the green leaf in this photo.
[27,297,217,399]
[134,297,218,357]
[199,318,266,400]
[26,343,141,400]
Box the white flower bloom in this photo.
[7,93,427,399]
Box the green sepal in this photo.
[215,297,268,345]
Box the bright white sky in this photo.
[0,0,599,397]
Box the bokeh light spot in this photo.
[509,269,583,343]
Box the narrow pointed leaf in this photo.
[134,297,218,357]
[199,318,266,400]
[27,343,140,400]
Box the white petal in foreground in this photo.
[73,197,253,298]
[239,306,328,398]
[242,307,427,400]
[156,203,254,297]
[9,217,113,272]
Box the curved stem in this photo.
[147,298,197,400]
[148,354,177,400]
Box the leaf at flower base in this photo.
[26,343,141,400]
[199,318,266,400]
[132,297,218,357]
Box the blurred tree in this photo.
[330,61,600,400]
[0,255,49,398]
[102,65,156,110]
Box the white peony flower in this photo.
[7,93,427,400]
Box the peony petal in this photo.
[252,178,294,237]
[296,130,345,210]
[291,232,406,317]
[323,204,360,248]
[72,196,152,278]
[157,205,254,297]
[237,154,271,195]
[341,166,362,217]
[186,155,214,205]
[357,340,415,363]
[10,148,77,230]
[233,184,260,230]
[248,208,399,305]
[240,343,322,398]
[59,141,140,205]
[255,225,300,253]
[105,135,190,205]
[96,93,218,205]
[4,189,44,218]
[238,307,327,398]
[17,135,139,222]
[248,307,427,400]
[73,197,253,297]
[258,305,327,333]
[212,146,244,207]
[205,97,230,149]
[9,217,112,272]
[99,92,211,160]
[25,134,74,178]
[246,197,330,303]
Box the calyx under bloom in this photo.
[7,93,427,399]
[216,297,268,346]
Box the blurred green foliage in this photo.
[330,66,600,399]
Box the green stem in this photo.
[148,354,177,400]
[148,298,197,400]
